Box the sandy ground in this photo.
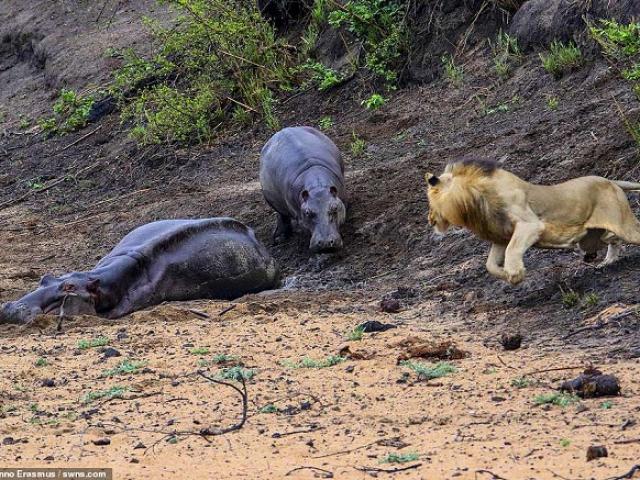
[0,288,637,479]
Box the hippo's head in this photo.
[299,186,346,253]
[0,273,99,324]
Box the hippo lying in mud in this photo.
[260,126,347,253]
[0,218,279,323]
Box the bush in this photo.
[327,0,408,86]
[39,89,95,135]
[540,41,583,79]
[114,0,292,144]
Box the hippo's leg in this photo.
[273,213,292,244]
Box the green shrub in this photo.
[302,61,344,90]
[540,41,583,79]
[77,336,109,350]
[533,392,580,408]
[361,93,385,110]
[327,0,408,85]
[400,361,456,380]
[350,132,366,156]
[101,359,146,377]
[40,88,95,135]
[379,452,419,464]
[590,20,640,58]
[217,366,255,381]
[282,355,346,369]
[491,30,522,78]
[113,0,292,144]
[441,54,464,86]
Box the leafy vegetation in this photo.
[379,452,419,464]
[559,438,571,448]
[491,30,522,79]
[441,54,464,86]
[39,89,95,136]
[533,392,580,408]
[547,96,559,110]
[217,366,255,381]
[540,41,583,79]
[400,361,456,380]
[77,336,110,350]
[561,289,580,309]
[346,325,365,341]
[361,93,385,110]
[327,0,408,86]
[318,115,334,130]
[282,355,346,369]
[511,377,538,389]
[189,347,210,355]
[35,357,48,367]
[350,132,367,156]
[259,404,278,414]
[81,386,128,404]
[112,0,292,144]
[101,359,147,377]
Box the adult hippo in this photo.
[259,126,347,253]
[0,218,279,324]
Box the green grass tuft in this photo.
[282,355,346,369]
[533,392,580,408]
[379,452,419,464]
[101,359,146,378]
[540,41,583,79]
[77,337,109,350]
[400,361,457,380]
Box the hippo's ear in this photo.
[329,186,338,197]
[39,274,55,286]
[86,278,100,295]
[425,173,440,187]
[301,190,309,201]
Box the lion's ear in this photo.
[425,173,440,187]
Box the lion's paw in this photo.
[506,268,526,285]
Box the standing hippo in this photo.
[259,126,346,253]
[0,218,279,324]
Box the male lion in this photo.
[425,158,640,285]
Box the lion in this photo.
[425,158,640,285]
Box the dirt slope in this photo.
[0,1,639,479]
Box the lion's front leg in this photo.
[504,221,544,285]
[486,243,508,281]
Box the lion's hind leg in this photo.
[579,228,606,263]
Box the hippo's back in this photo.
[260,126,343,184]
[100,218,279,304]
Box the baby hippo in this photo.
[259,126,347,253]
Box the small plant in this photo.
[19,117,31,130]
[217,366,255,381]
[361,93,386,110]
[540,41,583,79]
[590,20,640,58]
[27,179,45,191]
[350,132,366,156]
[559,438,571,448]
[101,359,146,377]
[484,102,510,115]
[212,353,238,364]
[561,289,580,309]
[491,30,522,78]
[583,292,599,308]
[511,377,538,388]
[259,404,278,414]
[547,96,559,110]
[77,336,110,350]
[35,358,48,367]
[441,54,464,86]
[400,361,456,380]
[533,392,580,408]
[346,325,365,341]
[327,0,408,85]
[379,452,419,464]
[318,116,334,130]
[303,61,343,91]
[40,88,95,136]
[81,386,128,404]
[600,400,613,409]
[189,347,210,355]
[282,355,346,369]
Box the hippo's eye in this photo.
[305,209,316,219]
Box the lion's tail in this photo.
[613,180,640,191]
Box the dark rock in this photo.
[2,437,15,445]
[358,320,396,333]
[500,333,522,351]
[586,445,608,461]
[510,0,640,50]
[133,442,146,449]
[380,297,401,313]
[559,368,621,398]
[101,347,121,359]
[92,437,111,446]
[43,455,54,461]
[40,378,55,387]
